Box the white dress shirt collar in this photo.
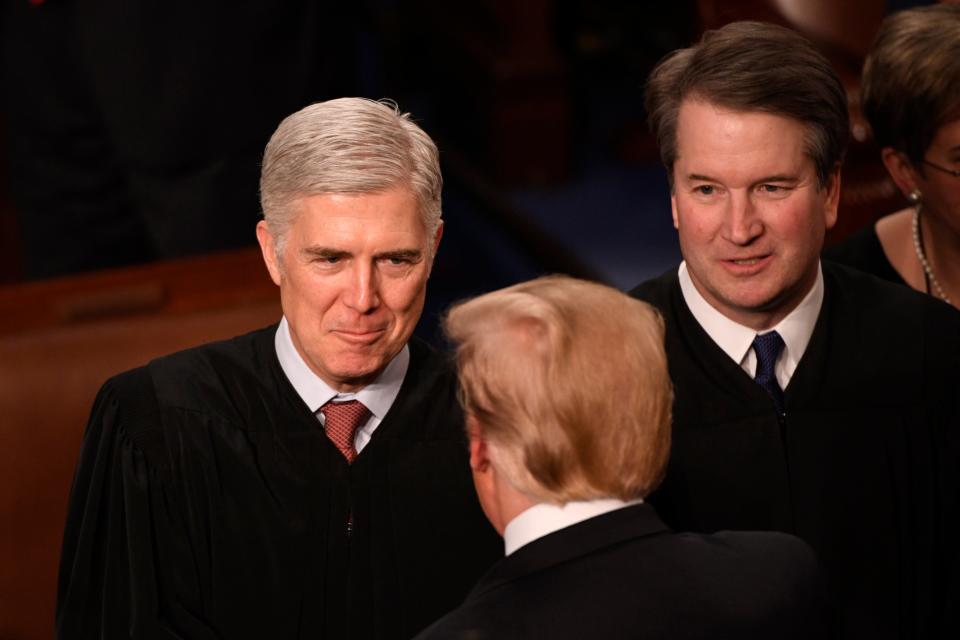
[503,498,643,556]
[677,261,823,388]
[274,315,408,421]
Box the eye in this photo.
[379,256,415,271]
[758,184,784,193]
[379,252,421,268]
[694,185,716,196]
[309,253,346,268]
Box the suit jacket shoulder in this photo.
[415,505,832,639]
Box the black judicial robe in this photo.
[56,326,501,639]
[414,504,832,640]
[630,261,960,640]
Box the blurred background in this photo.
[0,0,941,637]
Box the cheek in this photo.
[389,287,426,320]
[282,271,340,319]
[939,184,960,212]
[676,213,714,248]
[772,209,826,259]
[383,272,430,312]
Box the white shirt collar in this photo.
[503,498,643,556]
[274,316,409,420]
[677,261,823,387]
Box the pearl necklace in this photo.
[911,207,952,305]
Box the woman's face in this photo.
[916,117,960,236]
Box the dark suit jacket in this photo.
[415,504,831,639]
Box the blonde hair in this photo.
[260,97,442,256]
[444,276,673,503]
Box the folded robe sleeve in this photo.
[56,370,220,640]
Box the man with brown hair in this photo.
[416,275,830,639]
[631,21,960,640]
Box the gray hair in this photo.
[260,97,443,256]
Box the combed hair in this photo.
[645,21,849,189]
[861,4,960,168]
[444,276,673,504]
[259,97,442,255]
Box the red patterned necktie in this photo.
[319,400,370,463]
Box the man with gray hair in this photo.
[57,98,501,639]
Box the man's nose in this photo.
[723,192,763,245]
[343,263,381,313]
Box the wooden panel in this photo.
[0,301,281,640]
[0,251,281,639]
[0,247,276,337]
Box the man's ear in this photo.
[467,414,490,473]
[670,192,679,230]
[433,220,444,255]
[427,220,444,277]
[256,220,283,286]
[823,165,841,231]
[880,147,920,199]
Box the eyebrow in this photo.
[301,247,349,260]
[685,173,799,183]
[375,249,423,262]
[300,247,424,261]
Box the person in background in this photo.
[827,4,960,309]
[1,0,358,279]
[416,275,832,640]
[56,98,500,639]
[631,21,960,640]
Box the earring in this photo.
[907,189,922,204]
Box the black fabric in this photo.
[415,504,833,639]
[824,223,908,287]
[630,262,960,640]
[56,326,501,639]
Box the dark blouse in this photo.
[824,223,908,287]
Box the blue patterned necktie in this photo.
[752,331,785,414]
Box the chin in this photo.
[334,358,386,380]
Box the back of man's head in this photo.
[259,97,443,256]
[444,276,673,504]
[645,20,849,190]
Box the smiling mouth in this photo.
[722,255,772,271]
[333,329,386,344]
